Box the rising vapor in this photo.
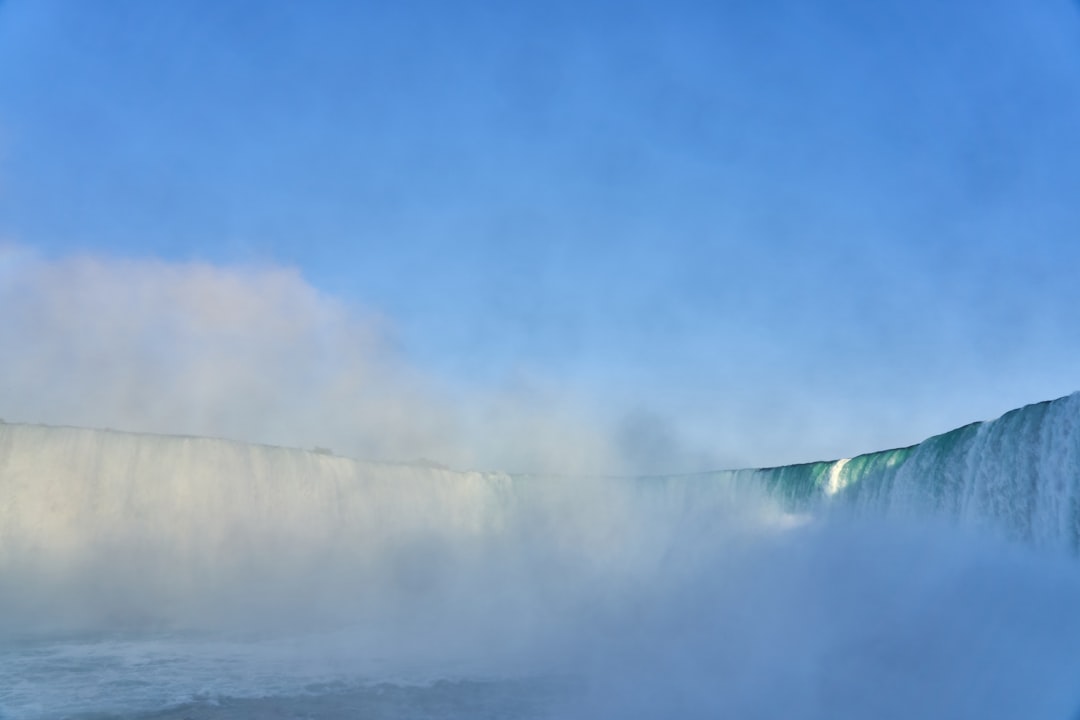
[0,245,632,474]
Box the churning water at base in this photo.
[3,393,1080,719]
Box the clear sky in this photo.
[1,0,1079,472]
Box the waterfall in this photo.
[3,394,1080,719]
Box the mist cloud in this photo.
[0,245,635,474]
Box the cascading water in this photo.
[761,392,1080,551]
[2,394,1080,719]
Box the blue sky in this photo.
[1,0,1079,470]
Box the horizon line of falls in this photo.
[2,392,1080,719]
